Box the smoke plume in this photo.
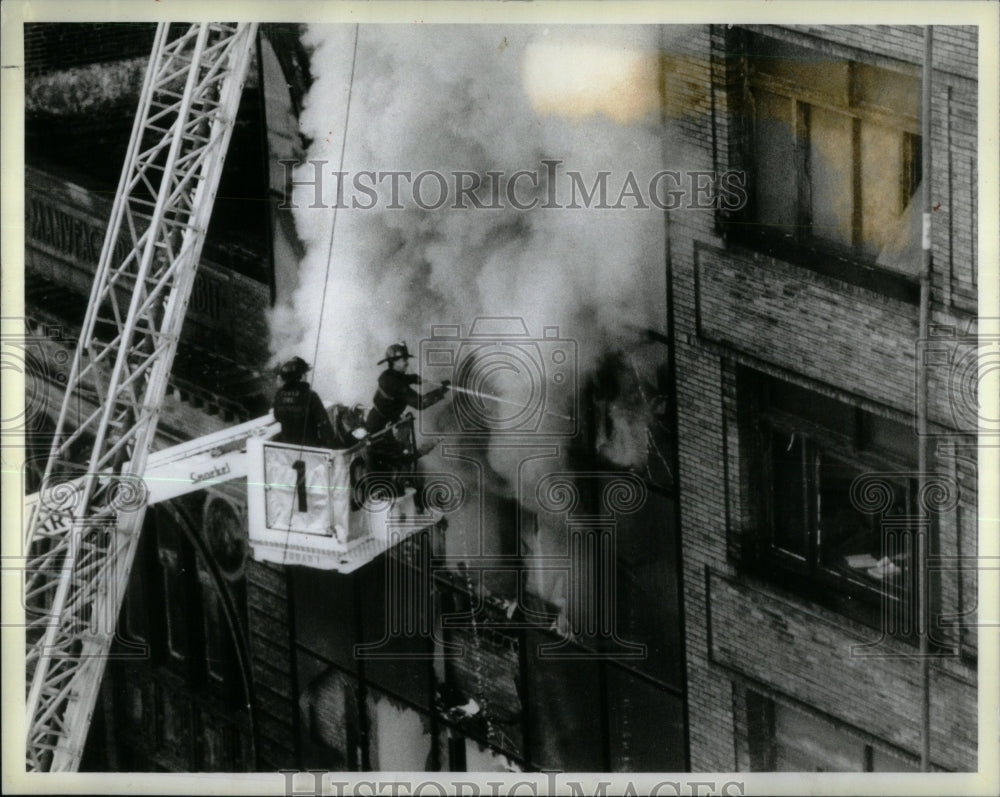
[270,24,673,394]
[270,24,685,592]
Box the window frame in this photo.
[741,371,926,633]
[727,30,924,302]
[760,417,920,613]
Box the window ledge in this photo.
[736,557,929,653]
[724,228,922,305]
[738,562,961,660]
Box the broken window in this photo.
[738,33,922,280]
[766,429,917,622]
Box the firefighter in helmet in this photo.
[367,342,450,431]
[365,342,450,481]
[272,356,338,448]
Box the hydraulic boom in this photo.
[23,22,258,772]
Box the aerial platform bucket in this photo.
[246,433,434,573]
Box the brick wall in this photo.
[786,25,977,84]
[664,24,736,771]
[944,442,979,658]
[939,83,979,308]
[449,623,521,740]
[695,243,971,429]
[666,24,979,771]
[246,560,299,769]
[708,573,976,770]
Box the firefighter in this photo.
[272,356,338,448]
[366,342,450,431]
[365,342,450,489]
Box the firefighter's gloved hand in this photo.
[441,380,451,392]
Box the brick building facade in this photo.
[665,24,978,771]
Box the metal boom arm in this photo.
[24,22,257,772]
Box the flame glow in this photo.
[521,40,660,123]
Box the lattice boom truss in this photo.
[24,22,257,772]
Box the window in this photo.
[745,690,918,772]
[741,369,923,630]
[736,33,921,285]
[197,559,228,686]
[156,512,191,664]
[120,529,152,649]
[768,430,917,619]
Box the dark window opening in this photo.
[740,368,925,634]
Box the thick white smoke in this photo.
[270,25,671,402]
[270,25,685,600]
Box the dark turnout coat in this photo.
[366,369,447,431]
[272,381,337,448]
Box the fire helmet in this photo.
[377,342,414,365]
[278,356,311,382]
